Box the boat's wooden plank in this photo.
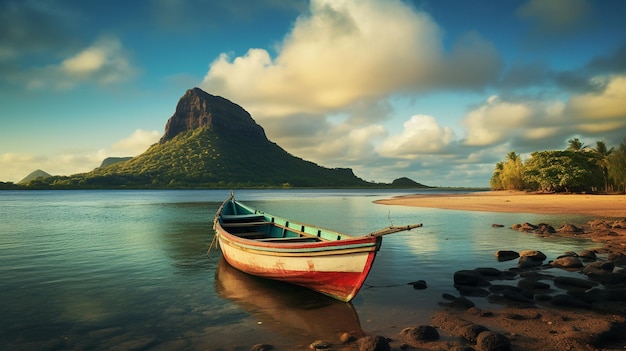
[234,232,267,239]
[221,221,269,227]
[271,223,331,241]
[256,237,321,242]
[221,214,266,222]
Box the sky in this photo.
[1,0,626,187]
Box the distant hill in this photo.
[19,169,51,184]
[99,157,132,168]
[391,177,430,188]
[30,88,373,188]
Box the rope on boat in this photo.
[206,234,218,257]
[207,196,228,258]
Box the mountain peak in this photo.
[159,88,266,143]
[19,169,52,184]
[18,88,375,188]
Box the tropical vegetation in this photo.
[490,136,626,193]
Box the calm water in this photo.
[0,190,596,350]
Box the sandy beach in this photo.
[361,191,626,351]
[375,190,626,218]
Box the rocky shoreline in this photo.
[250,217,626,351]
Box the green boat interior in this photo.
[219,201,342,242]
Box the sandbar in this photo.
[375,190,626,218]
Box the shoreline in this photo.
[364,190,626,351]
[375,190,626,218]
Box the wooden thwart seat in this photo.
[221,214,266,222]
[235,232,267,239]
[256,236,321,242]
[221,221,269,227]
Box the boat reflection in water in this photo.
[214,258,365,344]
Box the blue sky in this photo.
[1,0,625,186]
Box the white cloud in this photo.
[272,119,387,169]
[320,124,387,161]
[462,96,534,146]
[567,75,626,121]
[460,74,626,151]
[62,47,107,74]
[26,36,137,90]
[112,129,161,155]
[201,0,500,120]
[377,115,456,158]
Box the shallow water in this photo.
[0,189,596,350]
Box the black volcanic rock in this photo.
[160,88,266,143]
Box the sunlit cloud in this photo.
[112,129,161,155]
[461,74,626,152]
[25,36,137,90]
[378,115,456,158]
[462,96,534,146]
[62,47,108,74]
[567,75,626,120]
[316,124,387,161]
[201,0,501,120]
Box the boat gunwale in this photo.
[214,198,381,251]
[215,223,380,256]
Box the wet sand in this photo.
[374,190,626,218]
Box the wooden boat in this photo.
[212,194,422,302]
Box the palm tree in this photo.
[506,151,518,162]
[608,137,626,193]
[490,161,504,190]
[567,137,587,152]
[593,141,614,192]
[503,151,524,190]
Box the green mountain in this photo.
[32,88,373,188]
[391,177,430,188]
[19,169,52,184]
